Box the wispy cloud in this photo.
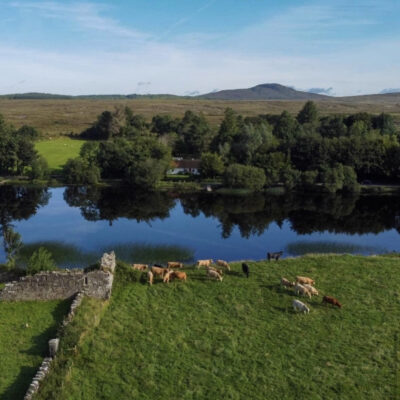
[157,0,217,39]
[9,1,149,40]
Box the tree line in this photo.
[0,101,399,191]
[68,101,400,191]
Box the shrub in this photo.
[29,155,49,180]
[27,247,57,275]
[200,152,224,178]
[63,158,100,184]
[224,164,266,191]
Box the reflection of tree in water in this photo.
[63,186,400,239]
[63,186,176,225]
[0,186,50,259]
[180,192,400,238]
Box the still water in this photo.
[1,185,399,267]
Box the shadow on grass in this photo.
[2,300,70,400]
[1,366,38,400]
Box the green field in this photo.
[36,255,400,400]
[35,138,86,172]
[0,300,70,400]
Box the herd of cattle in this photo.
[132,256,342,314]
[281,275,342,313]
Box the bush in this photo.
[27,247,57,275]
[63,158,100,184]
[29,155,49,180]
[224,164,266,191]
[200,152,224,178]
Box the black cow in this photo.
[267,251,283,261]
[242,262,250,278]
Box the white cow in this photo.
[292,299,310,314]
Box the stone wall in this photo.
[0,251,115,301]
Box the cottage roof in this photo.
[172,159,201,169]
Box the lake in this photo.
[1,185,399,267]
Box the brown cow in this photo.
[150,266,168,278]
[132,263,148,271]
[167,261,184,269]
[322,296,342,308]
[171,271,187,282]
[296,276,315,286]
[197,259,213,268]
[216,260,230,271]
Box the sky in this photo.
[0,0,399,96]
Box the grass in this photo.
[1,98,399,136]
[35,138,86,172]
[0,299,71,400]
[35,255,400,399]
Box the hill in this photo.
[198,83,330,101]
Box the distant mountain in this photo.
[1,85,400,102]
[0,92,186,100]
[198,83,330,101]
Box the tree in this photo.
[29,156,49,180]
[320,164,344,193]
[16,137,37,174]
[200,153,224,178]
[16,125,40,140]
[63,158,100,184]
[273,111,300,145]
[297,101,318,124]
[27,247,57,275]
[224,164,266,191]
[3,226,22,269]
[177,111,213,156]
[342,166,360,192]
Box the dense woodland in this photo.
[0,101,399,191]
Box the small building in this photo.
[169,158,201,175]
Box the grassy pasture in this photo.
[0,300,70,400]
[36,255,400,400]
[1,98,399,136]
[35,138,86,172]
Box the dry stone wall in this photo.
[0,251,115,301]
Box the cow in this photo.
[296,276,315,286]
[132,264,148,271]
[322,295,342,308]
[216,260,230,271]
[163,269,174,283]
[150,266,168,278]
[294,283,312,299]
[292,299,310,314]
[172,271,187,282]
[207,269,223,282]
[267,251,283,261]
[207,266,224,276]
[147,271,154,286]
[167,261,184,269]
[281,277,295,288]
[197,259,213,268]
[303,283,319,296]
[242,262,250,278]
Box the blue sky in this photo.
[0,0,399,95]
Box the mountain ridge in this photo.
[1,84,400,102]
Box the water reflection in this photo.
[0,185,399,265]
[63,186,400,237]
